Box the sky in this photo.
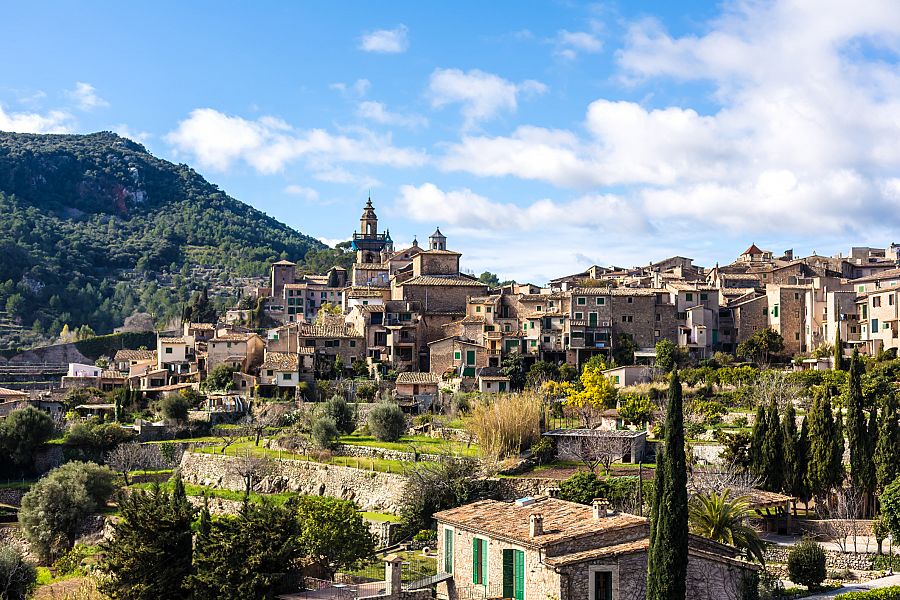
[3,1,900,284]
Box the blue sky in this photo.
[3,1,900,283]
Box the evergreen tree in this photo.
[782,403,803,498]
[876,397,900,493]
[99,479,194,600]
[847,350,871,493]
[761,400,785,491]
[749,404,769,480]
[834,326,844,370]
[795,417,812,504]
[806,393,844,498]
[189,500,301,600]
[647,371,688,600]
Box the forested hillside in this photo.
[0,131,353,348]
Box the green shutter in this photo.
[514,550,525,600]
[502,549,514,599]
[481,539,488,586]
[473,538,480,584]
[445,529,453,573]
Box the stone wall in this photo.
[179,451,408,512]
[765,544,876,571]
[335,443,473,465]
[0,488,26,507]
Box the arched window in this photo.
[366,223,372,235]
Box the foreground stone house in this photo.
[435,497,757,600]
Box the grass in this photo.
[344,550,436,583]
[340,433,479,457]
[0,479,35,489]
[359,511,401,523]
[130,479,298,505]
[192,440,427,474]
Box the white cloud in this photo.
[165,108,427,173]
[428,68,547,128]
[67,82,109,110]
[555,30,603,59]
[318,236,348,248]
[359,25,409,53]
[357,101,427,129]
[439,1,900,238]
[284,185,320,201]
[330,79,371,98]
[112,124,151,143]
[0,105,72,133]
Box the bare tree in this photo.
[556,432,632,476]
[106,442,164,485]
[229,450,276,495]
[690,462,763,497]
[212,424,244,454]
[818,484,868,564]
[745,371,801,412]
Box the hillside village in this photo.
[4,197,900,599]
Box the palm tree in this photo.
[688,490,766,564]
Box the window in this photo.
[627,297,633,304]
[486,307,492,313]
[874,296,882,308]
[686,293,693,301]
[502,549,525,600]
[454,350,461,361]
[165,347,173,354]
[574,312,583,320]
[504,324,511,332]
[621,315,633,323]
[267,370,274,377]
[444,528,454,573]
[655,314,661,322]
[762,307,767,316]
[794,292,801,300]
[283,373,292,381]
[577,297,586,305]
[543,336,550,343]
[885,322,892,330]
[530,340,537,347]
[700,293,708,301]
[873,319,879,332]
[655,330,660,337]
[350,340,356,347]
[472,538,488,585]
[795,333,800,341]
[476,306,482,312]
[591,570,614,600]
[891,296,896,306]
[614,375,620,384]
[773,305,779,318]
[536,305,542,311]
[596,297,605,305]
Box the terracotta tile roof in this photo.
[296,323,362,338]
[211,333,257,342]
[0,387,27,398]
[401,275,484,286]
[114,349,155,362]
[742,243,766,255]
[159,337,186,344]
[468,296,498,303]
[851,267,900,283]
[395,372,440,385]
[359,304,386,313]
[261,352,299,371]
[460,315,486,323]
[188,322,216,330]
[422,249,462,255]
[273,259,296,266]
[434,498,646,549]
[544,539,649,566]
[347,289,385,298]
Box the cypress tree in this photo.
[847,350,870,492]
[876,397,900,493]
[782,403,801,496]
[807,393,843,498]
[795,417,811,504]
[647,370,688,600]
[832,407,846,489]
[761,400,785,491]
[750,404,769,480]
[834,326,844,370]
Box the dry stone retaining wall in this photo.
[179,451,408,512]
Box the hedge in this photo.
[838,587,900,599]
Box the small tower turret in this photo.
[360,197,378,237]
[429,227,446,251]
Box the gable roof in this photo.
[395,372,440,385]
[261,352,299,371]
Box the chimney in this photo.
[529,514,544,538]
[592,498,610,519]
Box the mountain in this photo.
[0,131,351,349]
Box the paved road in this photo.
[803,573,900,598]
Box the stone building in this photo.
[435,497,757,600]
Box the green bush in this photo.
[787,539,827,590]
[837,587,900,599]
[52,544,96,576]
[530,436,556,464]
[158,394,191,422]
[368,403,407,442]
[311,416,339,450]
[324,395,356,434]
[0,545,36,600]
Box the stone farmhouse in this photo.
[435,496,757,600]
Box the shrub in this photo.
[530,436,556,464]
[693,398,727,425]
[355,382,378,402]
[52,543,96,576]
[324,395,356,434]
[311,416,340,450]
[413,529,437,543]
[0,406,55,475]
[65,420,135,454]
[368,403,407,442]
[787,539,826,590]
[837,588,900,599]
[0,545,37,600]
[158,394,191,422]
[465,393,541,462]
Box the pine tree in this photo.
[876,397,900,493]
[761,400,785,491]
[99,479,195,600]
[647,370,688,600]
[847,350,871,493]
[834,326,844,370]
[749,404,769,480]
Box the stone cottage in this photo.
[434,496,757,600]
